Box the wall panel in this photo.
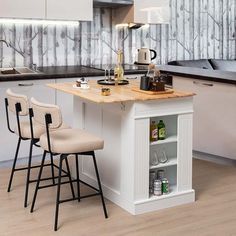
[0,0,235,67]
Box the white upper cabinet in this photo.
[0,0,45,19]
[115,0,169,25]
[46,0,93,21]
[0,0,93,21]
[134,0,170,24]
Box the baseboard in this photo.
[193,151,236,166]
[134,190,195,215]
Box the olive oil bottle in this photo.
[114,50,124,82]
[150,121,158,142]
[158,120,166,140]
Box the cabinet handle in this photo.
[18,83,34,87]
[193,81,214,87]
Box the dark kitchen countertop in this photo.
[0,66,104,82]
[88,64,149,73]
[3,64,235,85]
[158,65,236,85]
[0,65,148,82]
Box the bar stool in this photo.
[29,98,108,231]
[5,89,72,208]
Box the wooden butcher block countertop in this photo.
[47,80,195,104]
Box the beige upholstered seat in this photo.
[40,128,104,154]
[30,97,104,154]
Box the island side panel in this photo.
[73,97,137,213]
[74,98,122,193]
[134,118,150,202]
[177,113,194,192]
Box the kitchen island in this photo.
[48,80,195,215]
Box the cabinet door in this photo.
[173,76,236,160]
[0,0,45,19]
[46,0,93,21]
[0,79,55,162]
[134,0,170,24]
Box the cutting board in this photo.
[132,87,174,95]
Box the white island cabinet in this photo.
[48,80,195,215]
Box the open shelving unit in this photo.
[150,134,178,146]
[149,185,177,200]
[150,156,177,169]
[132,96,194,214]
[149,115,178,198]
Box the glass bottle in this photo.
[158,120,166,140]
[114,49,124,83]
[150,121,158,142]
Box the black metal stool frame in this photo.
[30,113,108,231]
[5,99,73,208]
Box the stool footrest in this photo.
[53,164,69,175]
[59,193,101,204]
[29,174,69,183]
[38,178,74,189]
[14,163,52,172]
[78,179,99,192]
[37,178,100,193]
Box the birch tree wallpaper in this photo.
[0,0,235,68]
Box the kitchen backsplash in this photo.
[0,0,235,68]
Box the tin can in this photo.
[153,179,162,196]
[157,169,165,180]
[149,171,156,194]
[162,178,169,195]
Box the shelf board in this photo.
[150,135,177,146]
[149,185,177,200]
[150,157,177,169]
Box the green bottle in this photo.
[158,120,166,140]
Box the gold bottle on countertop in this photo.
[114,49,124,83]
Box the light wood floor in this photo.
[1,159,236,236]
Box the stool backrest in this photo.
[30,98,62,129]
[6,89,29,116]
[5,89,30,136]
